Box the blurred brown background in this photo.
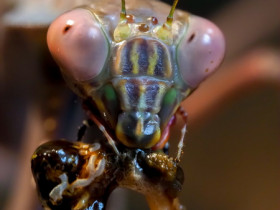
[0,0,279,209]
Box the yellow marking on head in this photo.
[161,49,173,78]
[130,41,139,74]
[146,129,161,148]
[138,84,147,110]
[113,0,130,42]
[147,43,158,76]
[165,62,172,78]
[135,118,144,136]
[114,44,123,75]
[116,123,131,147]
[154,24,173,45]
[118,80,130,110]
[154,82,168,109]
[114,22,131,42]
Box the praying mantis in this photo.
[31,0,225,209]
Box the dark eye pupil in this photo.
[63,25,72,34]
[188,33,195,43]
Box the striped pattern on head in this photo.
[114,38,172,78]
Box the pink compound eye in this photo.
[47,8,109,82]
[177,15,225,88]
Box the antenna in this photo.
[114,0,130,42]
[120,0,127,20]
[166,0,179,26]
[154,0,179,44]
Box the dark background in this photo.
[163,0,233,17]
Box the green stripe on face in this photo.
[158,88,181,129]
[94,84,120,128]
[162,88,177,105]
[104,84,117,101]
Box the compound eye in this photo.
[47,8,108,82]
[177,15,225,88]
